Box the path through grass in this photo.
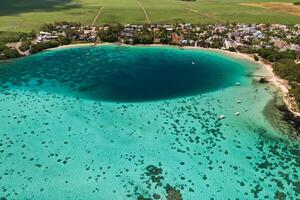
[0,0,300,32]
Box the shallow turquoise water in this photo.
[0,45,299,199]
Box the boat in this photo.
[235,112,240,116]
[236,82,240,86]
[192,61,196,65]
[219,115,226,119]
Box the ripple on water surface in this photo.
[0,45,299,200]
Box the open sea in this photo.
[0,45,299,199]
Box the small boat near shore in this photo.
[219,115,226,119]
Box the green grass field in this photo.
[1,0,300,32]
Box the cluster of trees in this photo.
[256,48,300,105]
[132,34,154,44]
[257,48,298,62]
[29,36,71,54]
[19,40,31,52]
[98,24,155,44]
[98,26,121,43]
[40,22,81,32]
[0,47,21,59]
[0,21,78,60]
[0,32,20,59]
[273,59,300,104]
[0,31,37,59]
[293,1,300,5]
[273,59,300,82]
[30,41,60,54]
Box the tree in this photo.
[273,59,300,82]
[3,48,21,59]
[58,37,72,45]
[228,47,236,52]
[19,40,31,52]
[30,41,60,54]
[0,43,5,52]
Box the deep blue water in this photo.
[0,45,245,102]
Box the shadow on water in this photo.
[0,46,242,102]
[0,0,80,16]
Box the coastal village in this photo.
[38,23,300,52]
[1,23,300,59]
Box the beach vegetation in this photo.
[228,47,236,52]
[272,59,300,104]
[132,34,154,44]
[238,46,255,54]
[98,25,123,43]
[19,40,32,52]
[58,37,72,46]
[2,48,21,59]
[257,48,296,62]
[290,84,300,104]
[160,37,172,44]
[30,41,60,54]
[0,43,5,52]
[273,59,300,83]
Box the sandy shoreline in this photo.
[50,42,300,117]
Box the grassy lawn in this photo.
[1,0,300,32]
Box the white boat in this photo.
[192,61,195,64]
[235,112,240,116]
[236,82,240,86]
[236,100,242,104]
[219,115,226,119]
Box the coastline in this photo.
[50,42,300,117]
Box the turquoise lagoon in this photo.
[0,45,299,199]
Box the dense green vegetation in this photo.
[0,32,23,59]
[98,26,122,43]
[0,43,5,52]
[2,48,21,59]
[273,59,300,82]
[255,48,300,105]
[273,59,300,104]
[293,1,300,5]
[0,0,300,32]
[257,48,298,62]
[19,40,31,52]
[30,41,60,54]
